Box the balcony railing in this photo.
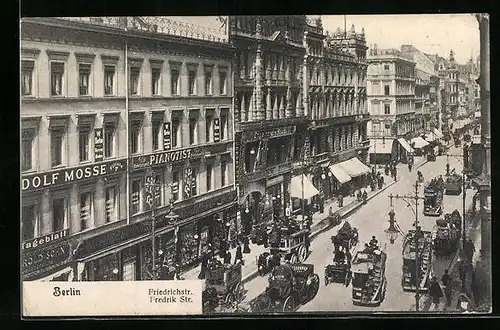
[57,16,229,43]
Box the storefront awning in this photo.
[290,174,320,200]
[433,128,444,139]
[368,139,394,155]
[338,157,371,178]
[410,137,430,149]
[423,133,437,143]
[397,138,415,154]
[329,164,352,184]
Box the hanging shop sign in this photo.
[21,159,127,193]
[94,128,104,162]
[22,229,69,251]
[163,122,171,151]
[183,167,193,198]
[242,126,296,142]
[213,118,221,143]
[22,241,72,280]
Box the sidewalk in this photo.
[183,157,428,285]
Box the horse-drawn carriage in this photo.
[250,222,272,246]
[325,222,358,286]
[433,211,461,257]
[423,180,444,216]
[444,173,463,195]
[201,261,245,314]
[351,246,387,306]
[249,263,320,313]
[401,230,433,292]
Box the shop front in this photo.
[369,138,396,165]
[289,173,320,216]
[328,162,352,197]
[337,157,371,191]
[396,138,415,164]
[410,136,430,156]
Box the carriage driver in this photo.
[369,236,379,248]
[333,246,346,264]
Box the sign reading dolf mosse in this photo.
[21,159,127,192]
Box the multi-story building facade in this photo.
[304,23,370,202]
[21,17,237,282]
[367,47,419,164]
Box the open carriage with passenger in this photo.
[423,179,444,216]
[325,222,358,286]
[331,222,359,253]
[433,211,461,257]
[201,259,245,314]
[444,173,463,195]
[401,229,433,292]
[249,263,320,313]
[350,244,387,307]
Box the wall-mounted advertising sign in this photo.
[163,122,171,151]
[94,128,104,162]
[213,118,220,143]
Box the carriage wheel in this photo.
[233,282,245,303]
[297,245,308,263]
[225,293,235,309]
[283,296,295,312]
[308,274,320,301]
[290,254,298,264]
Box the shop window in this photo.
[79,127,91,162]
[220,109,228,140]
[171,112,182,148]
[79,63,91,96]
[52,196,67,232]
[205,67,213,95]
[206,162,213,191]
[22,129,35,172]
[205,110,214,142]
[104,65,115,95]
[188,69,197,95]
[130,120,142,154]
[131,179,143,215]
[104,122,116,158]
[105,186,119,223]
[219,70,227,95]
[189,110,199,145]
[179,228,199,267]
[151,67,161,95]
[50,127,65,167]
[94,254,119,281]
[221,160,227,187]
[80,191,94,230]
[50,61,64,96]
[129,67,140,95]
[171,170,180,201]
[152,120,162,151]
[122,261,136,281]
[21,60,34,96]
[171,68,180,95]
[22,204,39,241]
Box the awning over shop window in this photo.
[423,133,437,143]
[290,174,320,200]
[368,138,394,154]
[397,138,415,154]
[338,157,371,178]
[433,128,444,139]
[329,164,352,184]
[410,136,430,149]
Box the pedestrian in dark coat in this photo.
[223,250,232,264]
[198,256,208,279]
[408,162,413,172]
[338,194,344,207]
[441,269,453,306]
[393,168,398,181]
[429,276,444,306]
[234,246,244,265]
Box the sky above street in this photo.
[168,14,480,65]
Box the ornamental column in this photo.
[266,87,273,120]
[286,86,293,118]
[255,43,264,121]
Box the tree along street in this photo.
[239,146,474,312]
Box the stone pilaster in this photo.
[266,87,272,120]
[234,93,240,124]
[286,87,293,118]
[273,93,279,119]
[255,44,264,121]
[240,52,246,79]
[303,55,309,117]
[241,93,247,122]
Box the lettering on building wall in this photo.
[22,229,69,251]
[22,242,71,278]
[21,159,127,192]
[163,122,171,151]
[94,128,104,162]
[213,118,220,143]
[242,126,296,142]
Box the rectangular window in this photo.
[219,71,227,95]
[22,129,34,172]
[190,167,198,197]
[151,67,161,95]
[52,197,67,232]
[171,115,181,148]
[188,69,197,95]
[220,110,228,140]
[205,111,213,142]
[79,63,91,96]
[22,204,38,241]
[206,163,213,191]
[122,262,136,281]
[130,122,142,154]
[172,171,180,201]
[171,69,180,95]
[104,65,115,95]
[221,160,227,187]
[152,121,162,151]
[80,191,94,230]
[21,60,34,96]
[104,123,116,158]
[384,64,389,72]
[51,127,64,167]
[79,129,90,162]
[105,186,118,223]
[384,85,390,96]
[129,67,140,95]
[189,112,199,145]
[205,69,213,95]
[131,179,142,215]
[50,62,64,96]
[384,104,390,114]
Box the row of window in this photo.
[309,65,365,87]
[21,109,229,172]
[21,58,228,98]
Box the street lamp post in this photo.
[144,168,160,279]
[387,180,426,311]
